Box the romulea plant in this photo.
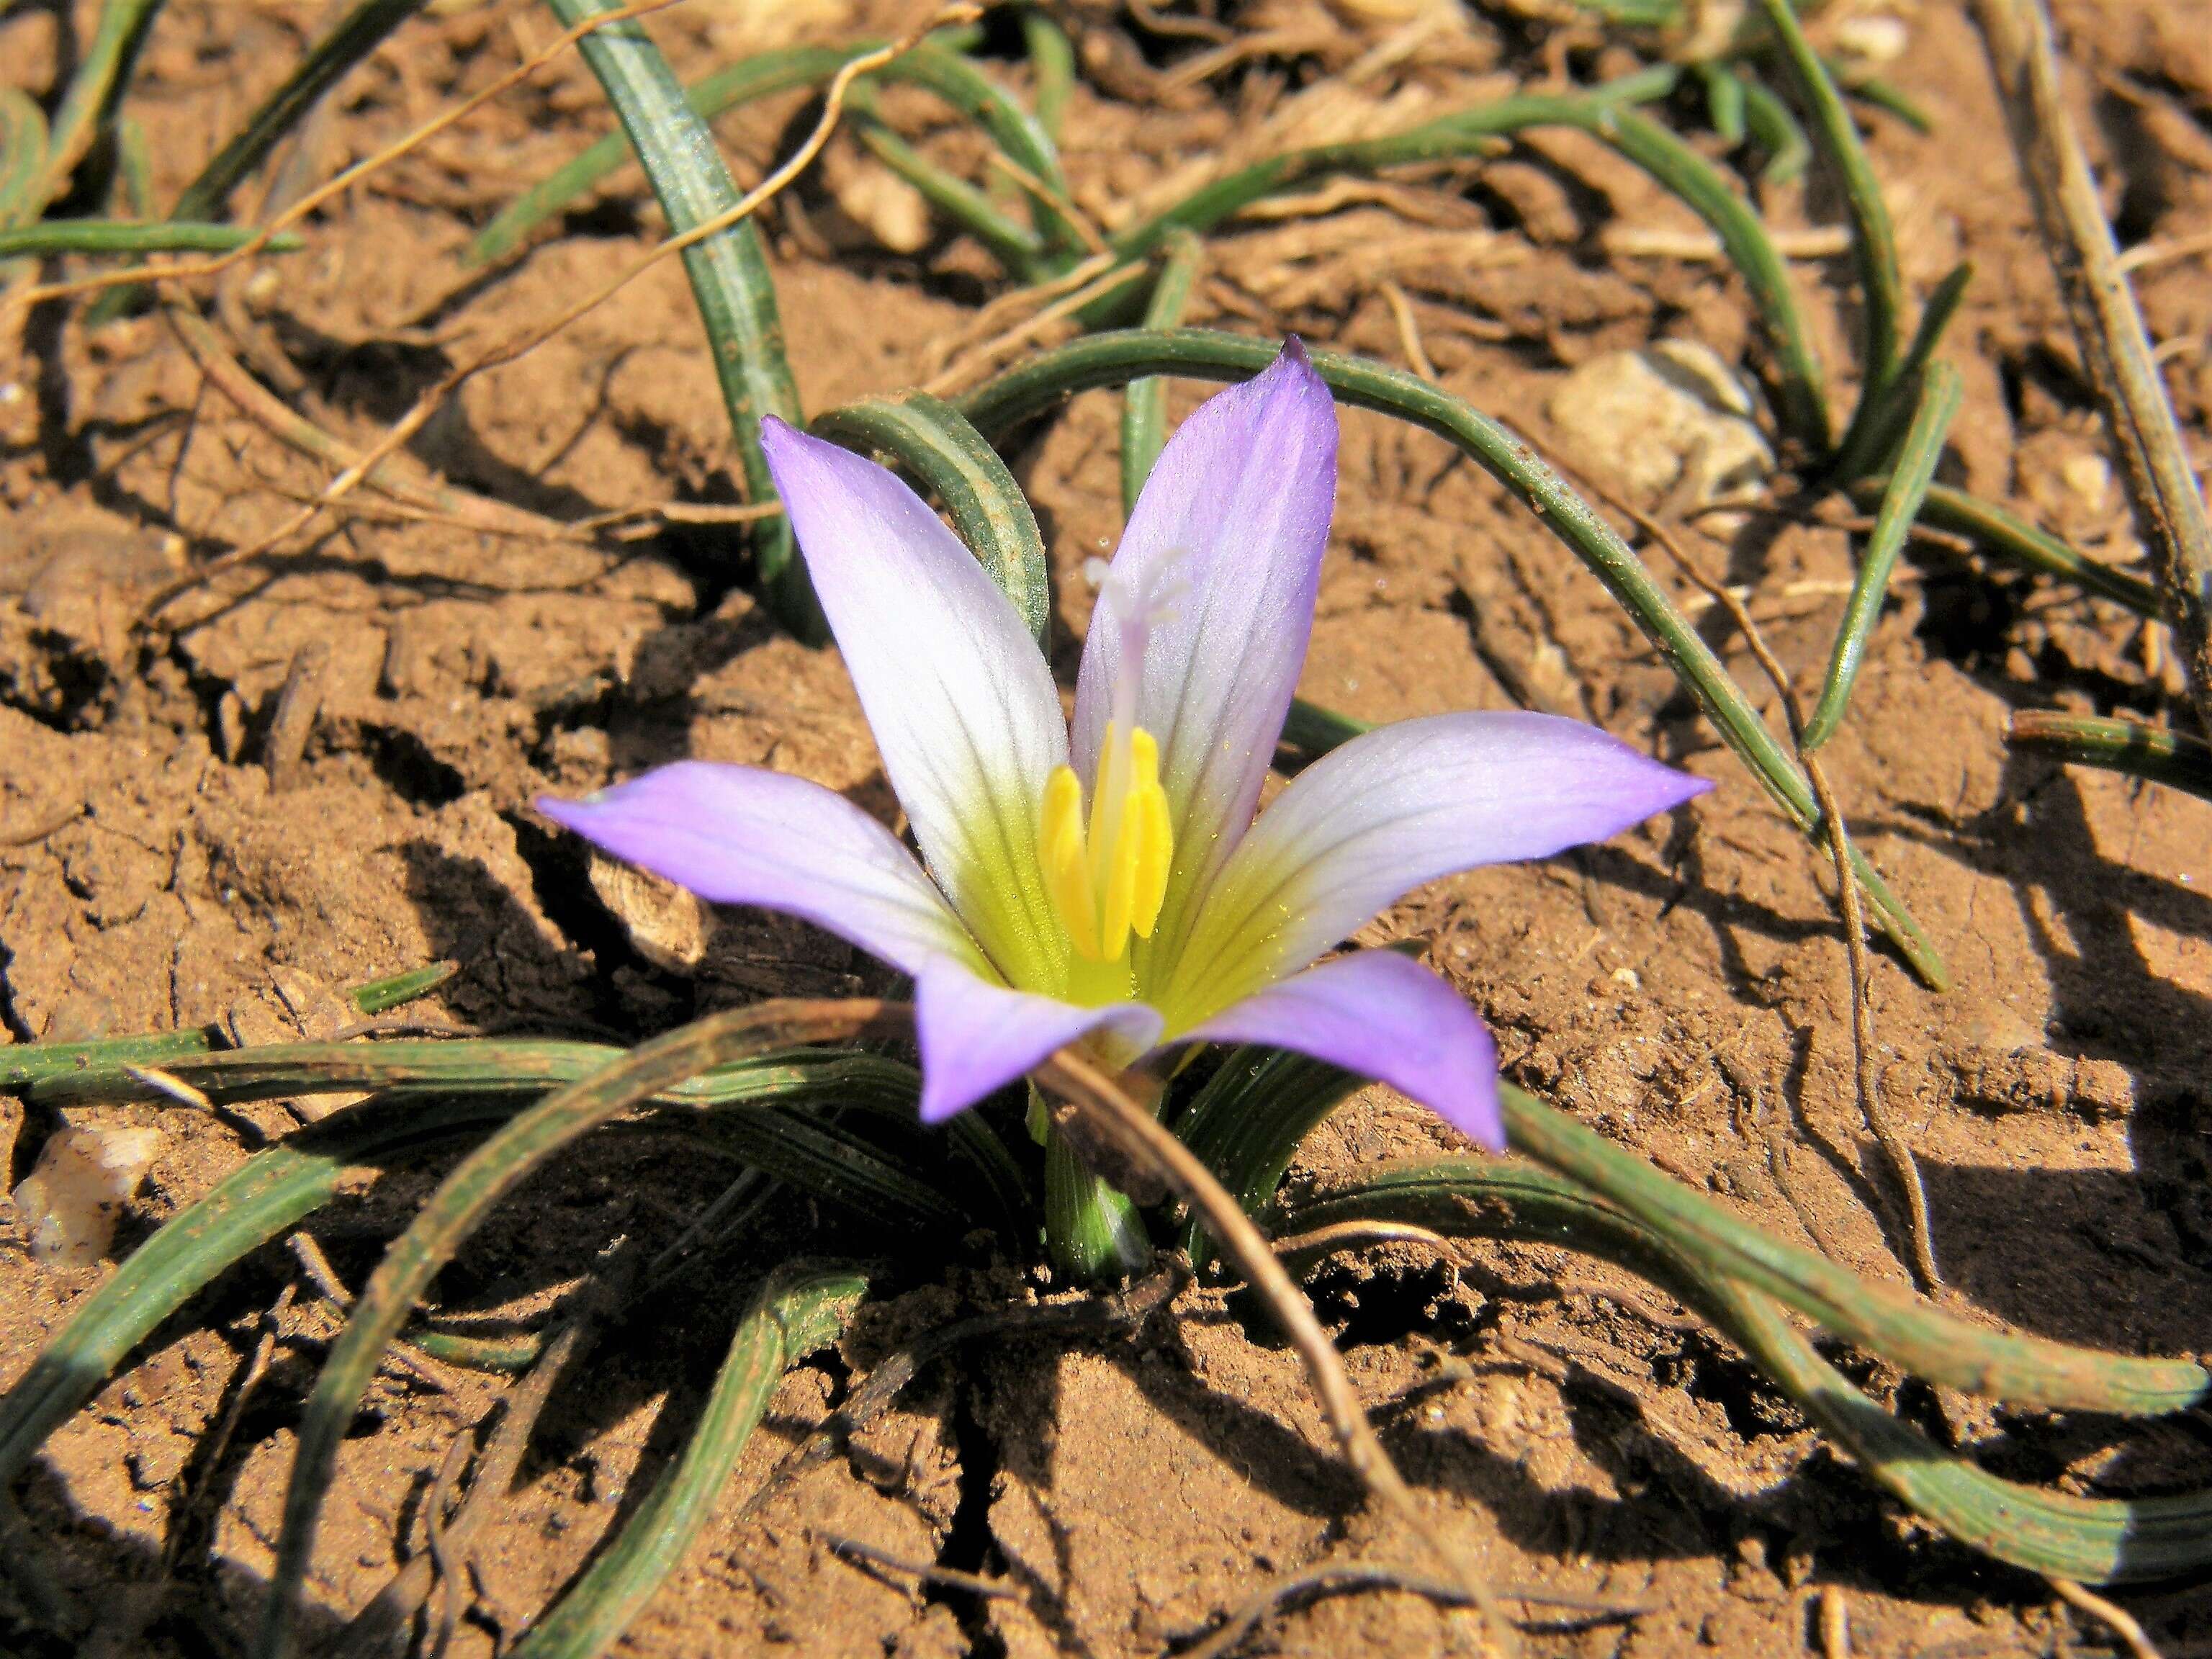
[539,341,1707,1276]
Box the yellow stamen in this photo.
[1040,765,1099,959]
[1037,723,1174,963]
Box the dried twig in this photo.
[2,0,687,320]
[1181,1562,1646,1659]
[1626,505,1942,1290]
[1970,0,2212,735]
[817,1531,1020,1600]
[2049,1578,2164,1659]
[1033,1046,1519,1657]
[150,10,962,613]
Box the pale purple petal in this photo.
[1162,711,1709,1021]
[1182,951,1503,1150]
[1073,340,1338,966]
[760,418,1068,991]
[912,956,1163,1124]
[536,762,992,981]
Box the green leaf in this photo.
[251,1004,901,1659]
[2008,711,2212,802]
[957,329,1947,990]
[1802,360,1961,749]
[168,0,430,224]
[1172,1047,1359,1265]
[1119,227,1203,516]
[1752,0,1904,469]
[1496,1084,2206,1415]
[0,219,306,258]
[0,89,48,228]
[1277,1158,2212,1585]
[464,31,1053,268]
[547,0,814,638]
[810,392,1051,647]
[19,0,163,225]
[1902,482,2161,617]
[510,1262,869,1658]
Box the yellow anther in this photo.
[1040,765,1099,960]
[1127,729,1172,941]
[1037,724,1175,963]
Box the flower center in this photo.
[1039,722,1173,963]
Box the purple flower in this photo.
[539,341,1708,1148]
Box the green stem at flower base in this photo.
[1043,1130,1150,1281]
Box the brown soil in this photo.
[4,1,2211,1655]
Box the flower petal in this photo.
[913,956,1163,1124]
[537,762,991,980]
[760,417,1068,992]
[1182,951,1503,1150]
[1073,340,1338,968]
[1162,711,1710,1022]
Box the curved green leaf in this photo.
[548,0,812,637]
[1753,0,1902,465]
[511,1262,868,1659]
[0,220,305,258]
[168,0,429,224]
[809,391,1051,647]
[1278,1159,2212,1584]
[1496,1083,2206,1415]
[2008,711,2212,802]
[1802,360,1961,748]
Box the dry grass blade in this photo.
[1969,0,2212,735]
[153,9,968,615]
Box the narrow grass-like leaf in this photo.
[348,958,460,1015]
[252,1003,904,1659]
[1278,1159,2212,1584]
[167,0,428,223]
[511,1262,868,1659]
[1903,482,2161,616]
[2008,711,2212,802]
[958,330,1947,988]
[21,0,163,223]
[0,220,305,258]
[0,90,45,227]
[463,31,1043,269]
[1740,73,1811,185]
[1102,86,1829,456]
[1802,360,1961,748]
[1120,227,1202,515]
[1021,7,1074,142]
[810,392,1051,646]
[1173,1048,1358,1264]
[0,1044,971,1506]
[1496,1082,2205,1413]
[1833,261,1972,482]
[1278,698,1374,757]
[1699,61,1748,146]
[1838,69,1935,135]
[1753,0,1903,467]
[849,101,1051,279]
[2,963,451,1092]
[548,0,813,637]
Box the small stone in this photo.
[9,1123,163,1266]
[1546,342,1773,511]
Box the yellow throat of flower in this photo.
[1039,720,1172,965]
